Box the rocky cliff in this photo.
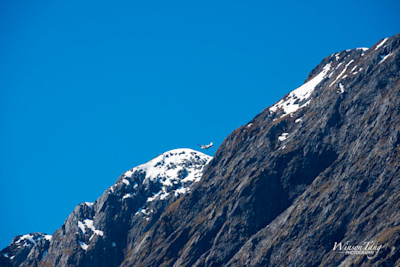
[121,33,400,267]
[1,149,212,266]
[2,33,400,266]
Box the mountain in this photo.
[0,233,51,267]
[1,149,212,266]
[2,33,400,266]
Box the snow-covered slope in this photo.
[13,148,212,267]
[107,148,212,221]
[1,148,212,267]
[270,62,332,118]
[112,148,212,202]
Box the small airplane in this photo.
[198,142,213,150]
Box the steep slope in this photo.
[1,149,211,267]
[0,233,51,267]
[122,33,400,266]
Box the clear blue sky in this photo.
[0,0,399,248]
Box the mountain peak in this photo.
[1,232,51,266]
[114,148,212,202]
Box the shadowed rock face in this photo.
[121,33,400,267]
[2,33,400,266]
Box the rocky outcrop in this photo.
[0,233,51,267]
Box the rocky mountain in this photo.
[2,33,400,266]
[0,233,52,267]
[1,149,212,266]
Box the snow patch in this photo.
[379,53,393,64]
[174,186,188,196]
[79,241,88,250]
[350,65,358,73]
[295,118,302,123]
[78,221,86,234]
[278,133,289,141]
[124,170,133,178]
[338,83,345,93]
[270,63,331,118]
[15,234,36,246]
[375,38,388,50]
[330,60,354,87]
[84,202,94,207]
[109,186,115,194]
[77,219,104,237]
[147,192,161,202]
[135,207,143,215]
[121,149,212,203]
[122,179,130,186]
[122,193,133,199]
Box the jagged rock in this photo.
[38,149,210,266]
[0,233,51,267]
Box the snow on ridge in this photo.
[379,53,393,64]
[123,149,210,177]
[269,63,331,118]
[76,218,104,249]
[79,241,88,250]
[375,38,388,50]
[278,133,289,141]
[77,219,104,237]
[15,234,37,246]
[84,202,94,207]
[14,233,52,247]
[329,59,354,87]
[122,192,133,199]
[119,148,212,204]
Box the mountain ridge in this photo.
[2,33,400,266]
[121,33,400,266]
[1,149,212,266]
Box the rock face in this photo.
[1,149,212,267]
[121,33,400,266]
[0,233,51,267]
[2,33,400,266]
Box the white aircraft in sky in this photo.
[198,142,213,150]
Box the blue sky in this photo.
[0,0,399,248]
